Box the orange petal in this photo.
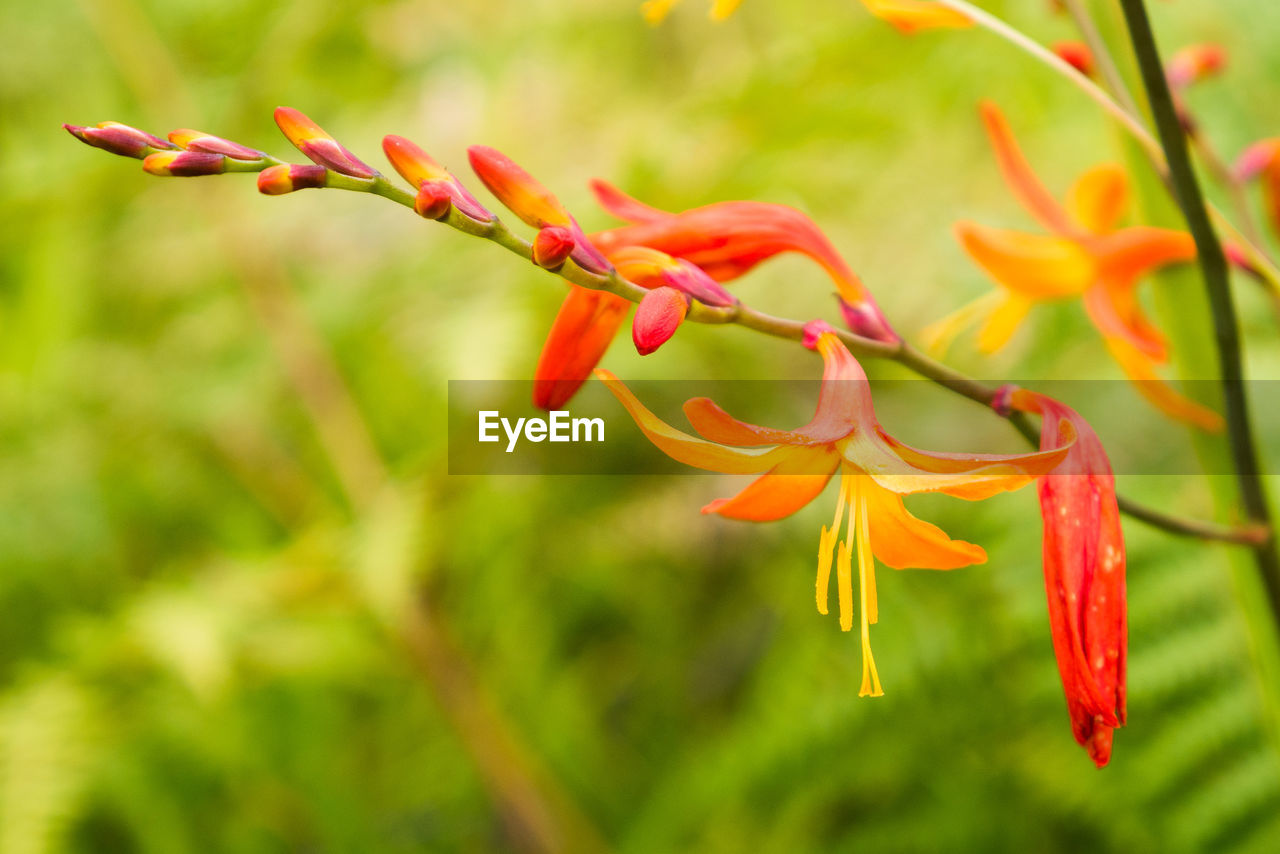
[852,429,1069,500]
[594,369,798,474]
[860,479,987,569]
[1082,282,1167,361]
[589,179,672,224]
[684,397,809,446]
[979,102,1075,235]
[955,222,1096,299]
[702,447,839,521]
[1100,336,1225,432]
[533,287,631,410]
[861,0,973,34]
[1067,164,1129,235]
[1094,226,1196,285]
[803,333,879,443]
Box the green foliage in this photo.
[4,0,1280,851]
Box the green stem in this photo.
[1117,0,1280,611]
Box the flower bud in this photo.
[838,297,899,343]
[274,107,376,179]
[64,121,175,159]
[1167,44,1226,89]
[142,151,226,177]
[168,129,266,161]
[533,226,576,269]
[384,135,492,223]
[1235,140,1280,182]
[257,164,329,195]
[414,181,453,219]
[1052,41,1094,77]
[610,247,734,307]
[633,287,688,355]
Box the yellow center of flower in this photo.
[816,470,884,698]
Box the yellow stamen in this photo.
[815,474,850,615]
[837,540,854,632]
[855,478,884,697]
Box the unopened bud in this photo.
[801,319,837,350]
[64,121,175,159]
[168,129,266,161]
[1167,44,1226,89]
[274,107,376,179]
[532,226,575,269]
[838,297,899,343]
[257,163,328,194]
[142,150,226,176]
[414,181,453,219]
[633,287,688,355]
[1053,41,1094,77]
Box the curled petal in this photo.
[860,479,986,569]
[632,287,689,355]
[590,179,671,224]
[1082,282,1166,362]
[595,369,797,474]
[1067,164,1129,235]
[534,287,631,410]
[979,102,1076,236]
[864,429,1070,500]
[955,222,1096,299]
[802,332,878,443]
[702,447,839,521]
[274,107,376,179]
[684,397,810,447]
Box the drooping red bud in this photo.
[632,287,688,355]
[1053,41,1095,77]
[142,151,227,177]
[64,121,175,159]
[274,107,376,179]
[533,226,576,269]
[257,163,329,194]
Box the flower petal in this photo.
[861,0,973,34]
[589,179,672,224]
[976,293,1033,353]
[595,369,797,474]
[860,479,987,569]
[1067,164,1129,235]
[684,397,810,446]
[702,447,839,521]
[1094,226,1196,286]
[955,222,1096,299]
[533,287,631,410]
[1098,336,1225,432]
[1082,282,1167,361]
[979,102,1076,235]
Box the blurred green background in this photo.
[5,0,1280,851]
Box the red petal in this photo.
[533,287,631,409]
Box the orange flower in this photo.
[1000,387,1126,767]
[589,181,896,343]
[936,102,1221,432]
[596,323,1069,696]
[859,0,972,34]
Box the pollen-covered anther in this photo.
[632,287,688,355]
[257,164,328,195]
[142,151,227,177]
[274,106,376,179]
[532,226,576,270]
[64,121,176,159]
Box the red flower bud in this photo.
[142,151,227,177]
[274,107,376,179]
[1053,41,1095,77]
[64,121,175,159]
[1167,43,1226,89]
[383,135,492,223]
[168,129,266,161]
[414,181,453,219]
[257,164,328,195]
[533,226,576,269]
[838,297,898,343]
[632,287,688,355]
